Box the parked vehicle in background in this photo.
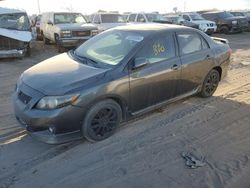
[127,12,172,24]
[91,12,127,32]
[164,14,199,29]
[14,24,231,144]
[40,12,98,52]
[202,11,248,34]
[33,15,42,40]
[179,13,217,34]
[230,11,250,31]
[0,7,32,58]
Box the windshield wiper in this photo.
[73,50,99,67]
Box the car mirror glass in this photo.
[47,21,53,25]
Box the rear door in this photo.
[176,31,214,94]
[129,32,181,112]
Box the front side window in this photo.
[0,13,30,31]
[75,30,143,66]
[183,15,190,21]
[177,32,203,55]
[93,14,100,23]
[128,14,136,22]
[137,14,146,22]
[219,12,234,18]
[101,14,125,23]
[54,13,87,24]
[135,34,176,64]
[190,14,205,21]
[145,14,168,22]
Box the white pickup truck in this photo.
[180,13,217,35]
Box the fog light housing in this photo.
[49,126,56,134]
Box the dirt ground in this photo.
[0,32,250,188]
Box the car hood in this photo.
[191,20,215,24]
[56,23,98,31]
[0,28,32,42]
[22,53,109,95]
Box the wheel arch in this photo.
[85,94,129,121]
[213,66,222,80]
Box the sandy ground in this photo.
[0,32,250,188]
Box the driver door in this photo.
[129,33,181,113]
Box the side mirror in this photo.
[133,57,149,69]
[47,21,53,25]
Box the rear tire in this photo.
[82,99,122,142]
[199,69,220,98]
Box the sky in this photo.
[0,0,250,15]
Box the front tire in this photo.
[43,35,50,44]
[200,69,220,98]
[82,99,122,142]
[220,26,229,34]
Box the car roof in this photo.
[112,23,195,37]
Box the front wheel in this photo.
[199,69,220,98]
[82,99,122,142]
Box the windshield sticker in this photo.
[126,36,144,42]
[153,43,166,56]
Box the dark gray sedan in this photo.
[13,24,231,144]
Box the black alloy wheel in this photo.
[200,69,220,98]
[83,99,122,142]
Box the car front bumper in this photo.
[58,36,92,47]
[0,49,26,58]
[13,83,85,144]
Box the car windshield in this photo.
[220,12,234,18]
[75,30,144,66]
[146,14,168,22]
[101,14,125,23]
[190,14,204,20]
[0,13,30,31]
[54,13,87,24]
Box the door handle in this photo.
[171,64,180,70]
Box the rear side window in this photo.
[135,34,176,64]
[177,32,203,55]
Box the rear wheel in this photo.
[82,99,122,142]
[200,69,220,98]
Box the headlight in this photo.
[60,30,72,38]
[91,30,99,36]
[232,20,238,25]
[36,94,80,110]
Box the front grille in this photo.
[18,91,32,104]
[0,36,26,50]
[72,30,91,37]
[207,23,214,27]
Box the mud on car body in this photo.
[13,24,231,144]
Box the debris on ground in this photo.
[181,151,206,169]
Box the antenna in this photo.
[37,0,41,14]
